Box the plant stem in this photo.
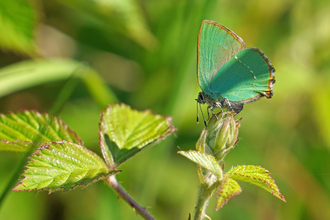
[194,181,220,220]
[106,175,155,220]
[194,186,210,220]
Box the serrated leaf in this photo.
[99,104,175,167]
[178,150,222,179]
[13,141,117,193]
[0,110,82,152]
[216,177,242,210]
[0,0,38,55]
[227,165,286,202]
[0,140,34,152]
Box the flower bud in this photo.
[196,129,207,152]
[204,113,240,161]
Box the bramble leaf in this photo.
[0,110,82,152]
[216,177,242,210]
[227,165,286,202]
[178,150,222,179]
[13,141,118,193]
[99,104,176,167]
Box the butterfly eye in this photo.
[197,92,205,104]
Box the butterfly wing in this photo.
[210,48,275,103]
[197,20,245,96]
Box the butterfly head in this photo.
[196,92,206,104]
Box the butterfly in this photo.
[196,20,275,125]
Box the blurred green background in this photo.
[1,0,330,219]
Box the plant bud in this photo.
[205,113,240,161]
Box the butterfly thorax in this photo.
[197,92,244,114]
[196,92,223,109]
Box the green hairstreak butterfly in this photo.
[196,20,275,125]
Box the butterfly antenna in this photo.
[199,103,207,127]
[196,99,200,124]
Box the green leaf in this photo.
[178,150,223,179]
[99,104,176,167]
[55,0,157,50]
[0,110,82,152]
[13,141,118,193]
[98,0,158,50]
[0,59,117,106]
[0,59,81,97]
[0,0,38,55]
[0,140,34,152]
[216,177,242,210]
[227,165,286,202]
[80,67,118,107]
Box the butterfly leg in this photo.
[223,98,234,112]
[206,106,211,120]
[210,106,218,120]
[217,103,223,113]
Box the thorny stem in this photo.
[107,175,155,220]
[194,180,221,220]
